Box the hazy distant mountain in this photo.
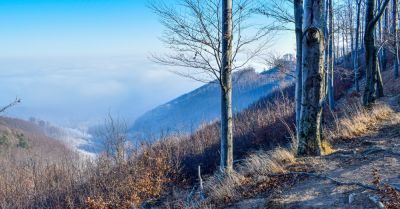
[131,68,293,138]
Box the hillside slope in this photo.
[131,68,293,137]
[0,116,68,154]
[219,70,400,209]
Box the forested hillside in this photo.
[131,68,293,137]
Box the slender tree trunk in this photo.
[376,58,384,97]
[354,0,362,92]
[298,0,325,156]
[392,0,399,78]
[342,25,346,57]
[378,0,384,71]
[220,0,233,173]
[294,0,304,142]
[349,0,354,67]
[328,0,335,109]
[382,8,389,71]
[363,0,390,106]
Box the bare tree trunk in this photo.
[220,0,233,173]
[349,0,354,67]
[298,0,325,156]
[294,0,304,142]
[376,58,384,97]
[363,0,390,106]
[354,0,362,92]
[328,0,335,110]
[392,0,399,78]
[382,8,389,71]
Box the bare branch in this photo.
[149,0,274,83]
[0,98,21,114]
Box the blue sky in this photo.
[0,0,162,58]
[0,0,295,127]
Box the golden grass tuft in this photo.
[204,171,245,203]
[239,148,294,177]
[327,102,394,141]
[321,140,334,155]
[202,148,295,205]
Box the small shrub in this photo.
[17,136,29,149]
[0,134,9,146]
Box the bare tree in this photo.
[294,0,304,134]
[96,114,129,164]
[264,53,296,79]
[392,0,399,78]
[327,0,335,109]
[149,0,273,173]
[354,0,362,92]
[381,6,389,71]
[220,0,234,173]
[363,0,390,106]
[256,0,304,132]
[297,0,326,156]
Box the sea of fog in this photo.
[0,55,201,154]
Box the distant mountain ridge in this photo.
[130,68,293,137]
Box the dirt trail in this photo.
[225,94,400,209]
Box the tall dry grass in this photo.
[326,102,394,141]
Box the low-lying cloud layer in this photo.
[0,55,200,128]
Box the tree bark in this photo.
[294,0,304,141]
[382,8,389,71]
[363,0,390,106]
[392,0,399,78]
[354,0,362,92]
[220,0,233,173]
[328,0,335,110]
[298,0,325,156]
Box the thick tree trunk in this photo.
[298,0,325,156]
[354,0,362,92]
[294,0,304,142]
[328,0,335,110]
[220,0,233,173]
[392,0,399,78]
[363,0,390,106]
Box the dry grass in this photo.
[196,148,295,207]
[239,148,294,177]
[321,141,334,155]
[326,102,394,141]
[204,171,245,203]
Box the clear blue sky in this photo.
[0,0,163,58]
